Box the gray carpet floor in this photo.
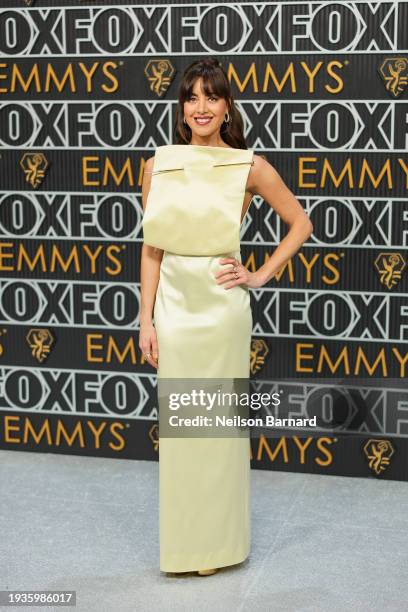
[0,449,407,612]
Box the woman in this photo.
[139,58,313,577]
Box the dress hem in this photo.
[160,545,250,573]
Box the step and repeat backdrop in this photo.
[0,0,407,480]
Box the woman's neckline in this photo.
[186,143,233,150]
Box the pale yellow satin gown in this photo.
[142,143,254,572]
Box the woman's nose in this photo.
[197,101,208,113]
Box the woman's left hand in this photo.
[214,257,266,289]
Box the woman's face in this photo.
[183,77,229,138]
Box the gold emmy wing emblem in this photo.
[24,0,35,5]
[374,252,406,289]
[363,439,395,475]
[250,338,269,374]
[26,329,54,363]
[20,153,49,189]
[378,57,408,97]
[149,423,159,451]
[144,60,175,97]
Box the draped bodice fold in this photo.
[142,144,254,256]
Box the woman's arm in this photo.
[215,155,313,290]
[247,154,313,286]
[139,155,163,369]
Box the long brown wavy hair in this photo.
[173,58,248,150]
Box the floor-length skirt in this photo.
[154,249,252,572]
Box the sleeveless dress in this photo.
[142,143,254,573]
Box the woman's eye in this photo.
[188,96,217,101]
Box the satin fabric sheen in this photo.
[142,144,254,572]
[142,144,254,255]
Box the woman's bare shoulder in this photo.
[144,155,155,172]
[247,153,273,194]
[252,153,272,169]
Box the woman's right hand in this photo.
[139,321,159,369]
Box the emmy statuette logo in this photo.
[374,253,406,289]
[20,153,49,188]
[144,60,175,97]
[378,58,408,97]
[26,329,55,363]
[363,439,395,475]
[250,338,269,374]
[149,424,159,451]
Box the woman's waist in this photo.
[156,248,249,312]
[162,249,242,260]
[159,249,243,282]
